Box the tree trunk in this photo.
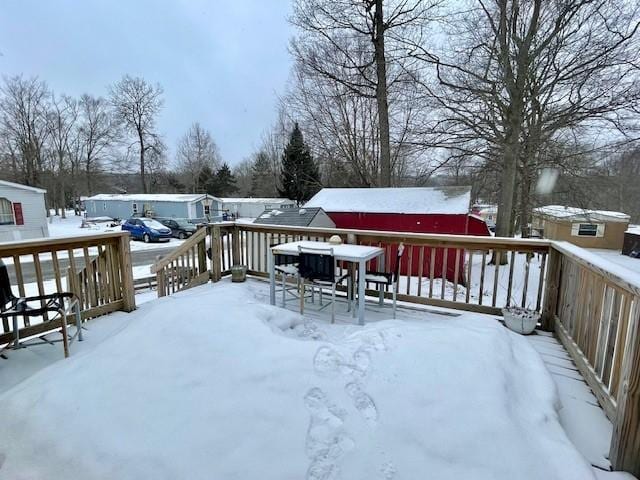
[373,0,392,187]
[86,157,92,195]
[139,130,147,194]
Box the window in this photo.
[204,204,211,215]
[0,198,15,225]
[571,223,605,237]
[103,202,107,211]
[132,203,138,214]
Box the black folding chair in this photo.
[0,259,82,358]
[271,243,300,307]
[363,243,405,318]
[298,246,351,323]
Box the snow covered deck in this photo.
[0,278,621,479]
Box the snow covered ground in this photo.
[0,279,630,479]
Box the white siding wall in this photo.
[0,185,48,242]
[224,201,296,219]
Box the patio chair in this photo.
[271,243,300,307]
[363,243,405,319]
[0,259,82,358]
[297,246,351,323]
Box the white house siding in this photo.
[309,211,335,228]
[221,199,296,219]
[0,182,49,242]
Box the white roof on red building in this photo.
[305,187,471,215]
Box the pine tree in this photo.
[250,151,275,197]
[197,165,217,195]
[214,163,238,197]
[278,123,321,204]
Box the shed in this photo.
[253,207,335,228]
[532,205,630,250]
[0,180,49,242]
[221,198,296,219]
[622,227,640,257]
[84,194,223,222]
[305,187,490,283]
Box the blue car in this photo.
[121,217,172,243]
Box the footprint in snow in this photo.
[345,382,378,426]
[304,387,354,476]
[314,346,371,379]
[380,460,396,479]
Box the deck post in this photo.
[211,225,222,282]
[117,232,136,312]
[610,302,640,475]
[232,225,241,266]
[541,246,560,331]
[197,231,208,278]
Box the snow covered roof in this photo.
[626,225,640,235]
[253,207,328,227]
[534,205,630,223]
[220,198,294,204]
[305,187,471,214]
[0,179,46,194]
[85,193,220,203]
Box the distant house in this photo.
[253,207,335,228]
[532,205,630,250]
[623,226,640,257]
[221,198,296,219]
[305,187,490,283]
[84,194,223,222]
[0,180,49,242]
[471,204,498,230]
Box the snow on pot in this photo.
[502,307,540,335]
[231,265,247,283]
[328,235,343,245]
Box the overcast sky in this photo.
[0,0,293,166]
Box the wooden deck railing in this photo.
[544,242,640,474]
[0,231,135,346]
[234,223,551,315]
[151,227,209,296]
[153,221,640,475]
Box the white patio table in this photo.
[269,240,385,325]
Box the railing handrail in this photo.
[237,222,553,249]
[551,241,640,297]
[0,231,128,256]
[150,227,207,273]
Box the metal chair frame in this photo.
[363,243,405,318]
[0,260,83,359]
[297,246,351,323]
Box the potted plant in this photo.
[502,306,540,335]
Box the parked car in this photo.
[121,217,172,243]
[156,218,198,239]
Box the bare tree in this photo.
[175,122,221,192]
[46,94,77,217]
[78,94,118,195]
[408,0,640,238]
[109,75,163,193]
[0,76,50,187]
[290,0,438,186]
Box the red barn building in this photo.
[305,187,490,284]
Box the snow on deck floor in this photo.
[0,279,631,479]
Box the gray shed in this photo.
[84,194,223,222]
[253,207,335,228]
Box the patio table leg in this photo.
[358,261,366,325]
[269,250,276,306]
